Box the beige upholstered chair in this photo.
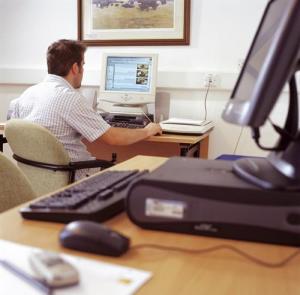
[5,119,114,197]
[0,152,36,213]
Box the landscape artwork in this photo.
[78,0,190,46]
[92,0,174,30]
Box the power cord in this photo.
[131,243,300,268]
[203,80,211,121]
[251,117,297,152]
[233,127,244,154]
[251,127,283,151]
[140,107,153,123]
[268,118,296,142]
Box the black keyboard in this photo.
[20,170,148,223]
[100,112,152,129]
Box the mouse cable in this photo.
[131,243,300,268]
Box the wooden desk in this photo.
[0,155,299,294]
[85,132,211,163]
[0,121,210,159]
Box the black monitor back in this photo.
[222,0,300,128]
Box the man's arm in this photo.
[7,98,19,120]
[95,123,162,145]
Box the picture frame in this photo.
[77,0,190,46]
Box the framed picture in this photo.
[78,0,190,46]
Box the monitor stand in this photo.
[233,69,300,191]
[232,153,300,190]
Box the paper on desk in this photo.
[0,240,151,295]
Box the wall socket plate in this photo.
[203,73,220,88]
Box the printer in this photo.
[127,157,300,246]
[159,118,214,134]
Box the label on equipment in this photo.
[145,198,186,219]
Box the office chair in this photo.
[0,152,36,213]
[5,119,115,197]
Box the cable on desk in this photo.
[233,127,244,155]
[203,80,211,121]
[131,243,300,268]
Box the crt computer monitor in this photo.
[99,53,158,106]
[222,0,300,190]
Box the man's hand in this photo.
[98,122,162,145]
[145,123,163,136]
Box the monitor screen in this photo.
[222,0,300,127]
[99,53,158,106]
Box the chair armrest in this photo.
[69,159,114,170]
[13,153,115,184]
[13,154,114,171]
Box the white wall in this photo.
[0,0,267,71]
[0,0,294,159]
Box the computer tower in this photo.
[127,157,300,246]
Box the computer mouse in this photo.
[59,220,130,257]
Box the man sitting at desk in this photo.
[8,39,162,179]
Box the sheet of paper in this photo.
[0,240,151,295]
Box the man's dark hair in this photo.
[47,39,86,76]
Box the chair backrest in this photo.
[5,119,71,197]
[0,152,36,213]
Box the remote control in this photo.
[29,251,79,288]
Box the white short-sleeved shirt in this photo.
[10,74,111,179]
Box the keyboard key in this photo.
[97,189,114,200]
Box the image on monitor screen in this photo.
[222,0,300,190]
[99,53,158,106]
